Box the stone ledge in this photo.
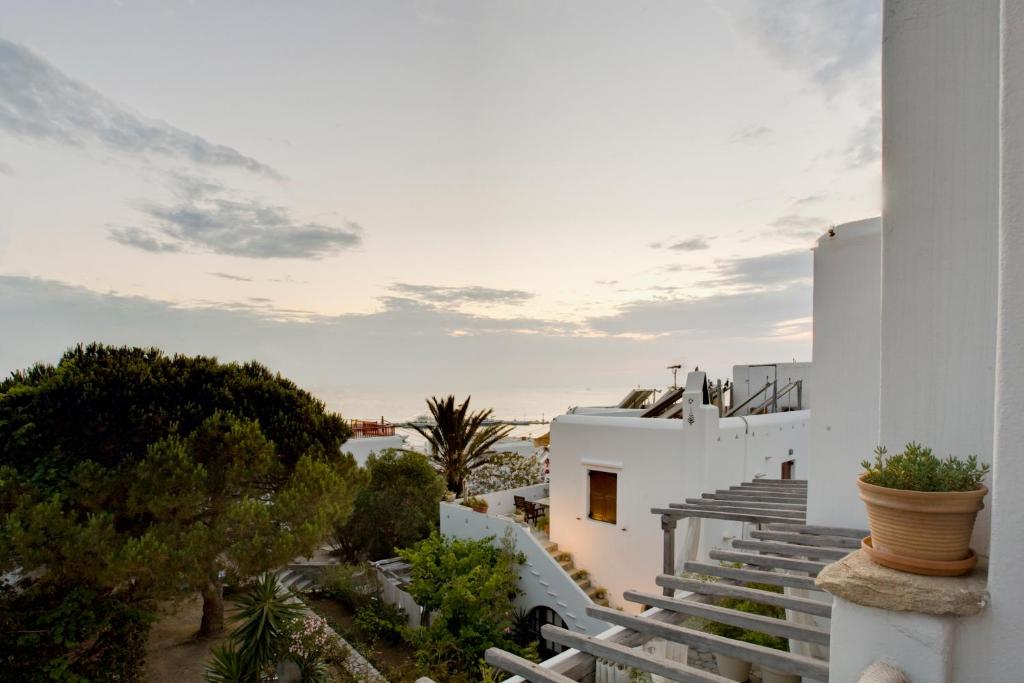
[815,549,989,616]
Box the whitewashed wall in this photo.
[953,2,1024,680]
[879,0,1000,554]
[806,218,881,529]
[439,500,610,636]
[548,406,810,613]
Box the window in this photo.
[588,470,617,524]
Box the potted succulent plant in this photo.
[461,495,489,513]
[858,442,990,576]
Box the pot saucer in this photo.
[862,536,977,576]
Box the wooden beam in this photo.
[583,606,830,680]
[733,485,807,492]
[651,508,802,525]
[700,494,807,508]
[485,648,579,683]
[766,522,869,538]
[731,539,850,561]
[535,606,704,681]
[745,479,808,484]
[684,498,807,511]
[622,590,831,646]
[668,504,805,520]
[682,562,819,590]
[655,575,832,618]
[708,549,827,574]
[750,529,861,549]
[538,626,732,683]
[711,490,807,502]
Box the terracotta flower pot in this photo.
[471,505,488,513]
[760,667,800,683]
[857,474,986,572]
[714,653,751,682]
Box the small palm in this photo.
[410,395,512,495]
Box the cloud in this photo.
[108,227,183,253]
[666,237,711,252]
[726,0,881,98]
[0,276,812,395]
[0,37,279,177]
[390,283,535,306]
[0,160,13,176]
[845,112,881,168]
[110,175,362,259]
[731,125,773,143]
[768,213,830,240]
[794,194,825,207]
[210,272,253,282]
[708,249,812,289]
[588,283,812,337]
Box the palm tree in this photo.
[410,395,513,495]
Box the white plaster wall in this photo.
[547,407,810,613]
[342,435,406,466]
[548,413,703,613]
[439,501,610,636]
[879,0,1000,554]
[730,362,812,413]
[829,597,957,682]
[806,218,881,530]
[952,3,1024,679]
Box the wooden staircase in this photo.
[487,479,869,683]
[539,535,610,607]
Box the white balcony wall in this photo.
[439,500,610,636]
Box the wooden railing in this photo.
[349,418,396,438]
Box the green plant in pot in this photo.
[462,495,489,513]
[703,586,793,683]
[858,442,990,576]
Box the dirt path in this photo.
[145,596,233,683]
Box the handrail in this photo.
[750,380,803,414]
[725,381,773,417]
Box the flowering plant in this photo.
[286,614,345,681]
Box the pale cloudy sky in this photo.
[0,1,881,419]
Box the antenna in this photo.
[667,363,682,389]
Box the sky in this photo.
[0,0,882,421]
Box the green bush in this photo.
[334,450,446,561]
[352,597,406,644]
[317,564,374,611]
[0,582,153,682]
[703,583,788,652]
[861,442,991,492]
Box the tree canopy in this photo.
[398,531,524,680]
[0,344,359,651]
[335,449,447,561]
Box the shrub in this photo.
[398,531,524,679]
[285,614,347,682]
[703,583,788,652]
[334,450,446,561]
[0,581,153,682]
[465,452,545,496]
[351,597,407,645]
[316,564,375,611]
[861,442,991,492]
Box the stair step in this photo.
[575,578,591,590]
[558,559,574,571]
[543,541,558,553]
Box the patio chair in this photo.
[522,500,543,525]
[513,495,527,512]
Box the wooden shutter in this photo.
[588,470,617,524]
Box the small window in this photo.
[588,470,617,524]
